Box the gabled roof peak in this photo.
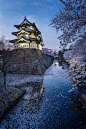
[23,16,32,24]
[19,16,32,26]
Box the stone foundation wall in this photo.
[7,49,54,75]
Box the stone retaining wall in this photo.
[7,49,54,74]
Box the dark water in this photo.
[0,60,86,129]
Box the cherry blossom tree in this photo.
[63,37,86,88]
[50,0,86,88]
[50,0,86,48]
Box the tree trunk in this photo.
[4,72,6,85]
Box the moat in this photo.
[0,59,86,129]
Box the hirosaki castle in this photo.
[9,16,44,51]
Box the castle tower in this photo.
[9,16,44,50]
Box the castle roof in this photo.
[12,28,41,37]
[9,36,43,45]
[14,16,32,29]
[21,16,32,25]
[14,23,32,28]
[14,16,40,33]
[12,28,36,36]
[14,23,40,32]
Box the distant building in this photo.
[42,48,54,57]
[9,16,44,51]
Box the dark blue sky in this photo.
[0,0,63,50]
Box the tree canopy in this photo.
[50,0,86,48]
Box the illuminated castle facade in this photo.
[9,16,44,51]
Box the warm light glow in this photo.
[10,17,44,51]
[73,78,76,82]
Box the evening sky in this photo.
[0,0,63,51]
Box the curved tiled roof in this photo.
[12,31,20,35]
[9,39,18,43]
[12,28,36,36]
[14,23,32,27]
[9,36,43,44]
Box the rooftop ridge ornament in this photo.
[24,16,26,20]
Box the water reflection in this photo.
[22,81,45,128]
[56,58,69,70]
[69,91,86,124]
[23,82,45,115]
[57,58,86,125]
